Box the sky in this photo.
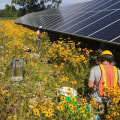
[0,0,11,9]
[0,0,92,10]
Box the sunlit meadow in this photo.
[0,21,120,120]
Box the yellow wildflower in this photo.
[83,113,87,118]
[1,89,4,95]
[64,77,68,81]
[81,98,87,103]
[78,48,81,51]
[60,96,66,101]
[8,115,12,119]
[44,77,47,82]
[47,108,54,113]
[68,104,74,109]
[54,65,58,69]
[79,107,84,113]
[33,102,37,108]
[71,97,76,102]
[20,90,23,94]
[66,92,71,96]
[13,116,17,120]
[41,108,46,113]
[45,112,52,117]
[59,78,63,83]
[33,108,39,115]
[56,105,63,111]
[84,60,87,64]
[113,98,119,104]
[72,110,77,114]
[106,115,111,119]
[48,101,53,107]
[67,87,72,92]
[6,93,10,97]
[9,102,12,106]
[55,83,60,87]
[77,42,81,45]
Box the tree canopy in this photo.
[12,0,40,12]
[12,0,38,7]
[0,0,62,18]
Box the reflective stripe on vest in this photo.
[99,64,118,96]
[114,66,118,93]
[100,64,107,96]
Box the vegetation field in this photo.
[0,21,120,120]
[0,17,18,20]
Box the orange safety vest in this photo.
[99,64,118,96]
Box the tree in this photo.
[12,0,40,12]
[12,0,38,6]
[5,4,11,10]
[17,8,27,16]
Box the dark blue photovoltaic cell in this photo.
[93,0,119,11]
[63,11,112,33]
[50,12,94,29]
[107,1,120,9]
[113,38,120,43]
[90,20,120,41]
[40,2,87,17]
[77,0,105,12]
[39,0,101,15]
[42,2,87,15]
[30,16,42,27]
[75,10,120,36]
[82,0,109,12]
[38,15,64,27]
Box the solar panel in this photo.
[63,10,113,33]
[75,10,120,36]
[90,20,120,40]
[53,12,95,30]
[15,0,120,45]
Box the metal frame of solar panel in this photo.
[15,0,120,45]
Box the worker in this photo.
[88,50,120,103]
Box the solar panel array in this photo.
[15,0,120,45]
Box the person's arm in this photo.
[88,67,95,88]
[88,80,94,88]
[117,68,120,86]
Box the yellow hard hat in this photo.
[100,50,113,56]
